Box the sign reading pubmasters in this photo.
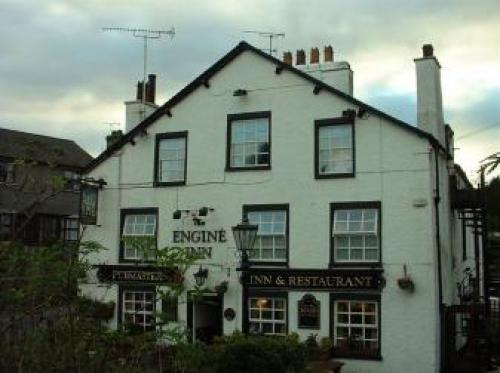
[96,265,183,284]
[242,268,384,291]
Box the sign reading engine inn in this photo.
[80,42,481,373]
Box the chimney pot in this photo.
[310,47,319,64]
[146,74,156,104]
[423,44,434,57]
[136,81,144,101]
[296,49,305,65]
[283,51,292,65]
[324,45,333,62]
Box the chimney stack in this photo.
[283,51,292,65]
[414,44,445,144]
[106,130,123,148]
[292,45,353,95]
[125,74,159,133]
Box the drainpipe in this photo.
[433,144,444,373]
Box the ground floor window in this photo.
[331,294,380,359]
[248,295,287,335]
[0,213,14,241]
[120,286,156,332]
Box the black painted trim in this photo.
[119,208,159,263]
[154,131,188,187]
[462,217,467,262]
[226,111,272,172]
[314,113,356,179]
[83,42,444,174]
[117,284,156,329]
[330,292,382,361]
[329,202,382,267]
[244,290,289,334]
[242,204,289,267]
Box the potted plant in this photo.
[397,265,415,292]
[92,300,115,320]
[215,280,229,295]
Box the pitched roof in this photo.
[85,41,439,172]
[0,128,93,169]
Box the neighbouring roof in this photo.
[0,128,93,169]
[85,41,440,173]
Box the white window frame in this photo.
[245,207,287,263]
[248,296,287,335]
[122,289,156,331]
[332,207,379,263]
[333,300,379,351]
[228,113,270,169]
[157,134,187,184]
[121,212,157,261]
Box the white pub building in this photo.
[80,42,481,373]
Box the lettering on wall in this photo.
[171,229,227,259]
[242,269,384,291]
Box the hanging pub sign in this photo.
[80,185,98,225]
[96,265,183,284]
[298,294,320,329]
[242,268,385,291]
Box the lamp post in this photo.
[232,219,258,333]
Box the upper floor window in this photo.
[120,209,158,261]
[0,161,15,183]
[155,132,187,186]
[315,115,354,178]
[244,204,288,264]
[331,202,380,264]
[227,111,271,171]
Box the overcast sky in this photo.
[1,0,499,182]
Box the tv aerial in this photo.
[243,30,285,56]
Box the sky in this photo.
[1,0,499,183]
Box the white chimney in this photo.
[288,46,354,96]
[124,74,159,133]
[414,44,445,144]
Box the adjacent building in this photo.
[80,42,482,373]
[0,128,92,244]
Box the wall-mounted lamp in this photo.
[198,207,214,217]
[233,89,248,97]
[173,210,182,219]
[193,265,208,287]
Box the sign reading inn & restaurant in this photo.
[242,269,384,291]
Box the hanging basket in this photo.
[397,277,415,292]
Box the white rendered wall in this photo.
[81,50,447,373]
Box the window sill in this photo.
[119,259,157,264]
[247,261,288,267]
[154,180,186,187]
[329,262,382,268]
[225,165,271,172]
[315,172,355,179]
[332,349,382,361]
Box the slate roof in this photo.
[0,128,93,169]
[85,40,440,173]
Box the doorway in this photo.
[187,293,223,343]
